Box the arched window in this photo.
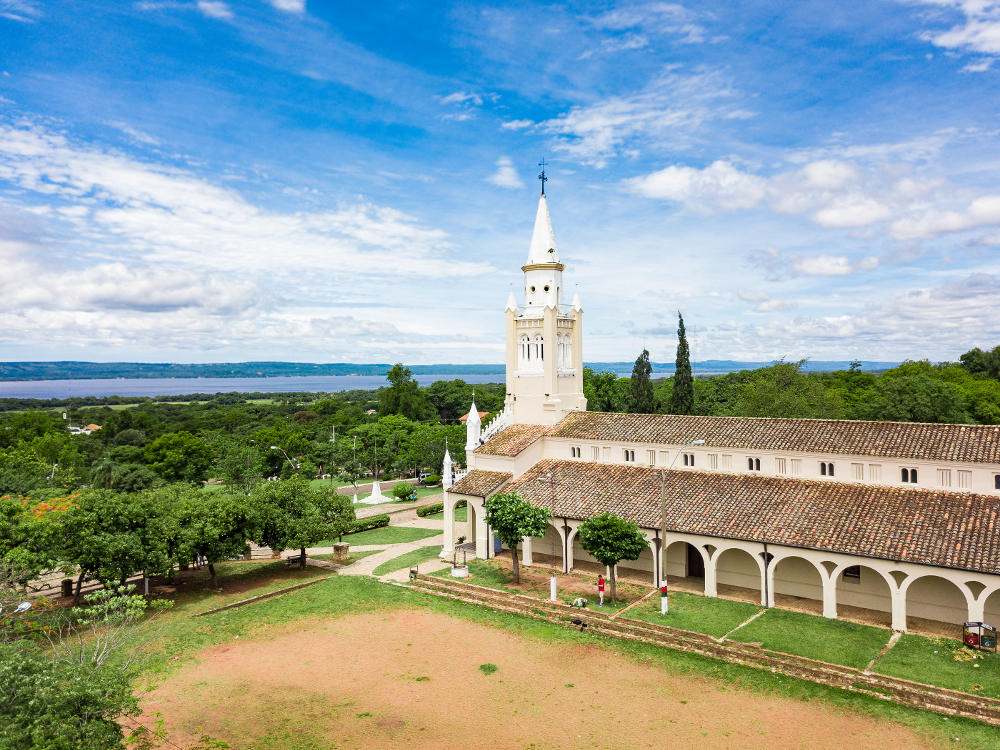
[519,335,529,365]
[534,334,544,364]
[901,467,918,484]
[995,474,1000,490]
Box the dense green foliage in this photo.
[628,349,656,413]
[585,350,1000,424]
[483,491,551,583]
[577,512,648,602]
[669,312,694,415]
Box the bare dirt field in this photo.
[141,608,941,750]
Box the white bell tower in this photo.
[504,170,586,425]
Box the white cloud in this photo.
[904,1,1000,56]
[811,196,893,228]
[269,0,305,12]
[539,68,746,167]
[439,91,483,106]
[0,0,40,22]
[736,288,796,313]
[107,121,160,146]
[197,0,233,21]
[751,247,880,279]
[488,156,525,189]
[624,160,767,210]
[963,57,995,70]
[800,160,860,190]
[892,193,1000,238]
[501,119,534,130]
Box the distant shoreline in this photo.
[0,360,901,382]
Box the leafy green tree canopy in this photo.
[378,363,437,422]
[483,491,551,584]
[577,512,647,602]
[144,431,213,484]
[669,311,694,415]
[628,349,656,414]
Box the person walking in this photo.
[597,574,605,606]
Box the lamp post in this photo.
[654,438,706,613]
[537,472,568,573]
[269,445,299,473]
[0,601,31,621]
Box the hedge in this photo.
[347,514,390,534]
[416,498,467,517]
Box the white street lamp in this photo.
[654,438,706,611]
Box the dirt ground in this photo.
[141,609,942,750]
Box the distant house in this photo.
[460,411,490,423]
[68,423,102,435]
[365,408,377,415]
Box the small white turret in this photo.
[506,288,518,312]
[465,400,482,452]
[443,443,453,489]
[571,288,582,311]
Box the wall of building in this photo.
[715,547,762,591]
[906,575,969,625]
[542,436,1000,496]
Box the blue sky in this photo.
[0,0,998,366]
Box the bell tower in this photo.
[504,169,587,425]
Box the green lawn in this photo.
[626,591,763,639]
[875,633,1000,699]
[132,567,1000,750]
[727,607,891,670]
[427,505,467,522]
[311,549,381,564]
[320,525,440,546]
[372,545,444,576]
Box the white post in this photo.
[766,562,776,608]
[704,553,718,598]
[522,535,533,566]
[565,526,577,572]
[661,587,669,615]
[550,575,557,601]
[442,446,453,490]
[442,491,454,556]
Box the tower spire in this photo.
[538,158,547,196]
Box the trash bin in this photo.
[409,566,418,581]
[61,578,74,598]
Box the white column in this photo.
[704,551,718,597]
[765,561,776,608]
[890,584,907,632]
[648,539,660,586]
[442,491,454,556]
[522,536,533,566]
[565,525,578,572]
[474,502,489,560]
[822,571,837,619]
[968,590,986,623]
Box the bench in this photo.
[284,555,303,567]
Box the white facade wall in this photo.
[544,436,1000,496]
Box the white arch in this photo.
[766,550,826,611]
[900,572,976,627]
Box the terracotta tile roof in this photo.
[449,470,512,498]
[475,423,551,456]
[549,411,1000,464]
[506,459,1000,575]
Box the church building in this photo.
[444,188,1000,634]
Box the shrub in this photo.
[393,482,414,501]
[416,502,444,517]
[422,474,441,486]
[348,514,389,534]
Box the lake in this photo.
[0,374,507,400]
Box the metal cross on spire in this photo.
[538,158,548,195]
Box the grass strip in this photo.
[372,545,444,576]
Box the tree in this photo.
[628,349,656,414]
[393,481,414,501]
[859,372,971,424]
[960,345,1000,380]
[669,311,694,415]
[171,489,253,588]
[483,491,551,584]
[249,476,355,569]
[734,360,844,419]
[144,431,213,484]
[583,368,629,412]
[577,512,647,603]
[61,490,169,601]
[377,364,437,421]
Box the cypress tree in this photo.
[669,312,694,414]
[628,348,656,413]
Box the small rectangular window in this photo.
[658,450,670,466]
[790,459,802,475]
[721,454,733,470]
[647,449,656,466]
[592,446,600,461]
[707,453,718,469]
[843,565,861,582]
[994,474,1000,491]
[774,457,787,475]
[937,468,952,488]
[957,470,971,489]
[851,463,864,481]
[868,464,881,482]
[601,446,611,461]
